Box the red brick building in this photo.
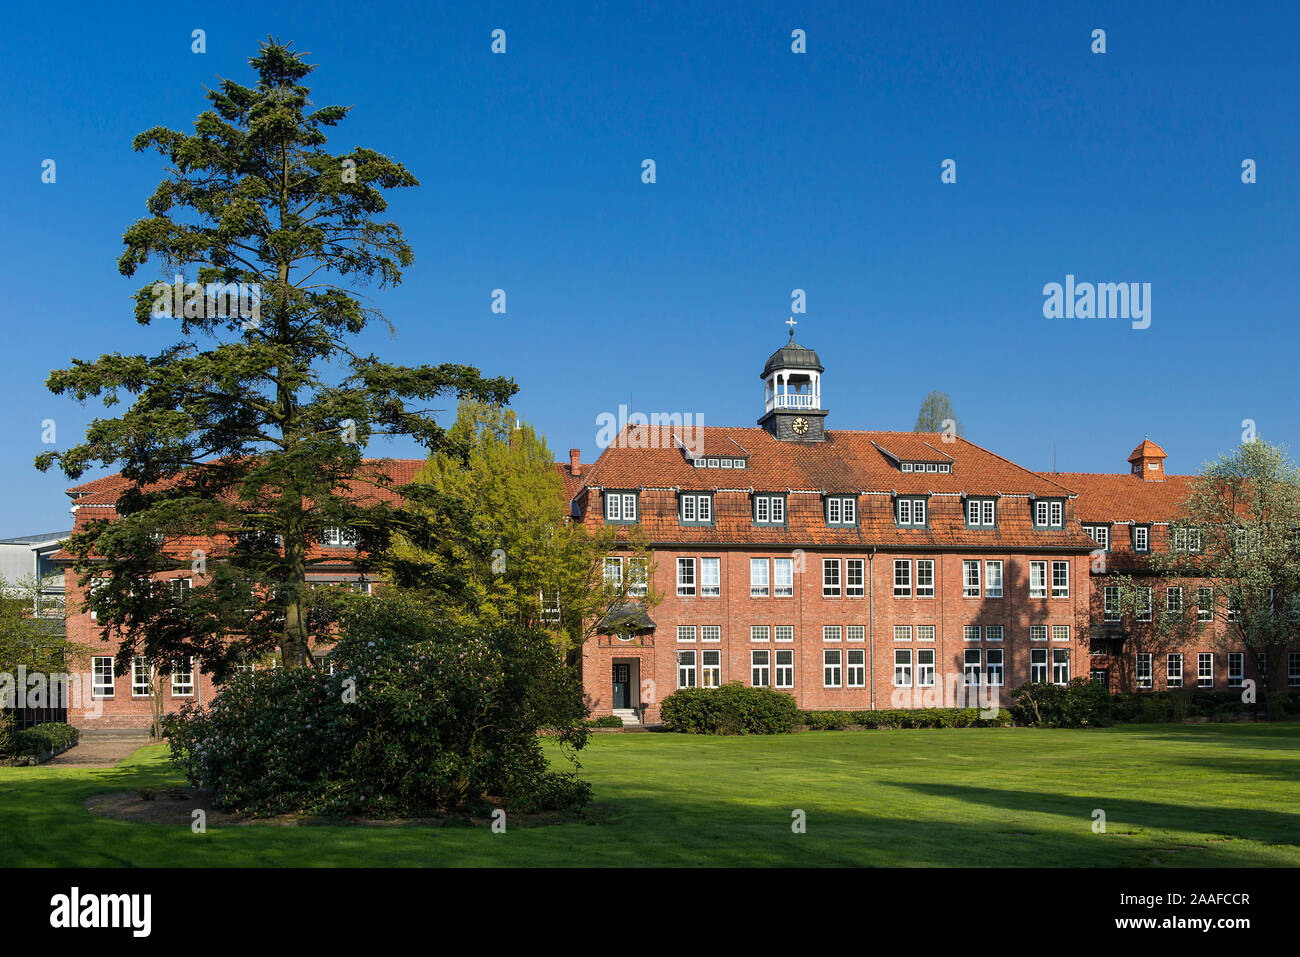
[572,335,1297,723]
[51,334,1294,730]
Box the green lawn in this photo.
[2,723,1298,866]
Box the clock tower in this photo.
[758,320,828,442]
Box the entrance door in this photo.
[612,664,631,709]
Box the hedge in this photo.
[1110,689,1300,724]
[798,708,1012,730]
[660,683,799,734]
[11,722,79,757]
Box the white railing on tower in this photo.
[773,393,817,409]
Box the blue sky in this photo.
[2,1,1297,533]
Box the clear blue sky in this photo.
[2,1,1297,534]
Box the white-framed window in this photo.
[1167,653,1183,689]
[917,649,936,686]
[1137,587,1153,622]
[1166,586,1182,613]
[677,557,696,596]
[894,625,912,642]
[916,559,935,597]
[963,625,981,642]
[847,649,866,687]
[823,625,842,642]
[985,625,1004,642]
[1030,625,1047,642]
[702,650,721,688]
[605,492,638,522]
[987,649,1004,686]
[131,657,151,697]
[1029,561,1047,598]
[967,498,996,527]
[1052,625,1070,643]
[1196,587,1214,621]
[751,651,770,687]
[1289,653,1300,688]
[701,625,721,643]
[1133,525,1149,552]
[1051,561,1069,598]
[847,624,865,642]
[89,577,109,620]
[1035,500,1049,526]
[628,558,648,596]
[1199,653,1214,688]
[964,649,982,686]
[1104,585,1120,621]
[896,497,927,526]
[677,651,696,688]
[823,650,842,688]
[603,558,623,588]
[1052,649,1070,685]
[751,625,770,643]
[775,625,794,642]
[92,656,114,698]
[764,557,791,598]
[540,590,561,624]
[827,496,856,525]
[172,657,195,696]
[1172,527,1202,552]
[1228,652,1244,688]
[169,577,191,602]
[1051,501,1063,527]
[754,494,786,524]
[1137,653,1153,689]
[846,559,864,597]
[680,494,712,523]
[1030,649,1048,683]
[894,560,912,598]
[894,649,912,687]
[963,560,980,598]
[916,624,936,642]
[775,650,794,688]
[1084,525,1110,550]
[984,561,1003,598]
[750,558,770,597]
[700,557,720,597]
[823,559,841,597]
[677,625,697,643]
[322,526,359,547]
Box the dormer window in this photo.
[1133,525,1150,552]
[680,493,713,525]
[1033,499,1064,529]
[1083,524,1110,550]
[901,461,951,474]
[322,526,359,547]
[754,494,786,525]
[826,496,857,526]
[896,496,927,527]
[604,491,638,523]
[966,498,996,528]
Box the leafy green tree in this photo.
[35,40,514,676]
[0,577,78,753]
[914,390,962,436]
[387,398,659,661]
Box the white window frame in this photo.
[677,651,697,688]
[775,650,794,688]
[1228,652,1244,688]
[847,649,866,687]
[846,558,865,597]
[1167,653,1183,689]
[131,657,151,698]
[1198,652,1214,688]
[775,625,794,642]
[701,625,721,643]
[171,657,195,696]
[701,650,721,688]
[1133,525,1149,552]
[1051,561,1069,598]
[750,558,770,597]
[894,649,912,687]
[1030,649,1048,683]
[823,559,841,597]
[963,560,980,598]
[677,557,697,596]
[917,649,935,686]
[824,650,842,688]
[677,625,697,643]
[916,559,935,598]
[986,648,1004,687]
[1052,649,1071,685]
[894,559,912,598]
[773,557,794,597]
[751,625,770,643]
[700,557,720,597]
[1137,653,1153,689]
[823,625,842,643]
[751,651,770,687]
[1029,561,1047,598]
[985,561,1003,598]
[92,656,114,698]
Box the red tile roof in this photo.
[1053,472,1194,524]
[1127,439,1167,462]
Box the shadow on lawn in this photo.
[884,780,1300,849]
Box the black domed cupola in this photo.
[758,319,829,442]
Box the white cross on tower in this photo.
[786,316,797,337]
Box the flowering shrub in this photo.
[167,592,591,816]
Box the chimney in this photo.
[569,448,581,477]
[1127,438,1167,480]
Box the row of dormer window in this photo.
[604,490,1068,531]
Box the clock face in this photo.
[792,417,809,434]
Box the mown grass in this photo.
[1,723,1297,866]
